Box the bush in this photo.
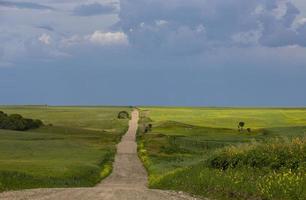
[0,111,7,116]
[0,111,44,131]
[208,137,306,171]
[117,111,129,119]
[238,121,245,131]
[143,124,153,133]
[148,123,152,129]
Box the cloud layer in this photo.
[0,0,306,105]
[1,0,306,63]
[0,0,54,10]
[119,0,306,52]
[73,2,117,16]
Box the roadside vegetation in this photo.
[0,106,130,191]
[137,107,306,200]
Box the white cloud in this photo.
[155,20,168,26]
[298,17,306,25]
[38,33,51,45]
[87,31,129,45]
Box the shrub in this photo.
[0,111,7,117]
[144,124,153,133]
[148,123,152,129]
[0,111,44,131]
[117,111,129,119]
[144,127,149,133]
[208,137,306,171]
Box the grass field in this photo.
[137,107,306,200]
[0,106,131,191]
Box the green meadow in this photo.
[137,107,306,200]
[0,106,130,191]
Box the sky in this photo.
[0,0,306,106]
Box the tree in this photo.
[0,111,44,131]
[118,111,129,119]
[238,121,245,132]
[148,123,152,130]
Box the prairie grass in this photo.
[143,107,306,129]
[138,107,306,200]
[0,106,130,191]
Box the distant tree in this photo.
[0,111,44,131]
[238,122,245,132]
[247,128,251,133]
[148,124,152,131]
[118,111,129,119]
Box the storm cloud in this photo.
[119,0,306,51]
[0,0,306,106]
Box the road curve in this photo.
[0,110,203,200]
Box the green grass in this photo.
[0,106,131,191]
[138,107,306,200]
[143,107,306,129]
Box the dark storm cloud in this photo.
[119,0,306,50]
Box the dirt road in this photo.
[0,110,202,200]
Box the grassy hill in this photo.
[0,106,131,191]
[138,107,306,200]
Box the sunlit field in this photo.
[137,107,306,200]
[0,106,130,191]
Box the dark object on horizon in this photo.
[0,111,44,131]
[238,121,245,132]
[247,128,251,133]
[118,111,129,119]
